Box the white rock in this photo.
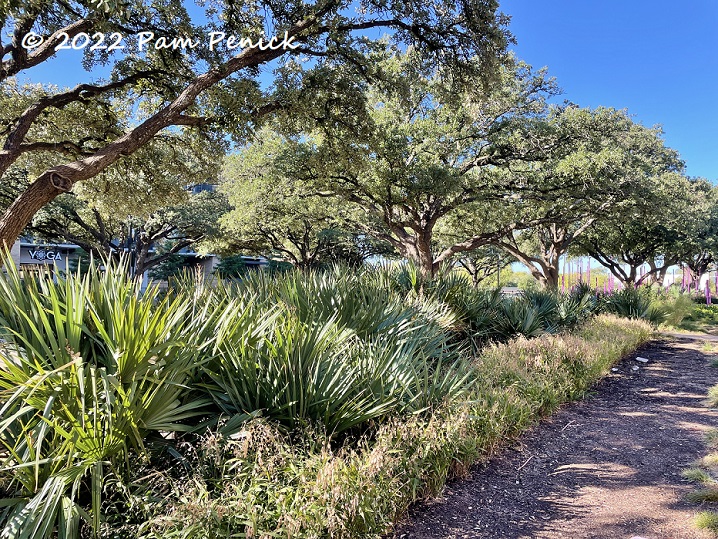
[635,357,649,363]
[611,368,619,372]
[632,365,640,371]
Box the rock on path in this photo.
[392,337,718,539]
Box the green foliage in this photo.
[687,489,718,503]
[658,292,697,328]
[428,274,598,342]
[0,255,656,538]
[481,287,596,341]
[0,261,465,535]
[674,304,718,333]
[2,0,513,253]
[0,258,210,538]
[695,511,718,534]
[575,174,709,287]
[212,255,248,279]
[319,230,397,268]
[127,315,652,538]
[489,266,540,290]
[148,254,196,281]
[558,284,600,326]
[601,287,669,325]
[452,246,512,286]
[193,267,472,434]
[492,295,553,339]
[29,188,230,277]
[228,51,568,277]
[683,467,714,484]
[66,248,93,277]
[219,131,376,268]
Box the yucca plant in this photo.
[556,287,598,329]
[0,258,209,539]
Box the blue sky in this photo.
[14,1,718,181]
[502,0,718,182]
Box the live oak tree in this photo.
[676,180,718,283]
[219,129,368,269]
[2,116,226,274]
[28,188,229,275]
[0,81,225,207]
[491,109,684,289]
[0,0,511,248]
[269,51,563,279]
[575,172,703,287]
[307,58,677,283]
[453,245,513,287]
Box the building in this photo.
[8,240,82,275]
[5,184,270,281]
[6,239,268,283]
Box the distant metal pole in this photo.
[497,253,501,288]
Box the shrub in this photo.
[0,260,209,538]
[212,254,248,278]
[0,256,654,539]
[660,293,696,327]
[602,287,668,325]
[195,268,473,435]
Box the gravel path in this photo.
[392,336,718,539]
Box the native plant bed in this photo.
[672,303,718,334]
[0,261,652,538]
[106,315,651,539]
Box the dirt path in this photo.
[392,337,718,539]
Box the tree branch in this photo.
[2,18,95,81]
[1,70,162,176]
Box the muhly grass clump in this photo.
[129,314,653,539]
[661,293,697,328]
[696,511,718,534]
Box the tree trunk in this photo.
[414,231,435,280]
[624,265,639,288]
[0,172,68,249]
[544,265,560,290]
[459,258,481,287]
[494,240,559,291]
[0,17,314,250]
[687,263,710,288]
[134,243,151,277]
[525,265,548,289]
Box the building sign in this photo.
[28,249,62,261]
